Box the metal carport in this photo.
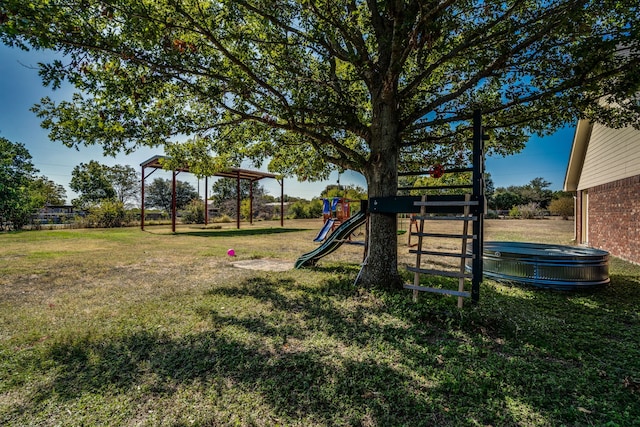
[140,155,284,232]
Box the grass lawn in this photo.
[1,219,639,426]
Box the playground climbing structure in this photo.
[295,205,367,269]
[369,110,486,305]
[320,197,351,237]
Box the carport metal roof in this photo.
[140,155,278,181]
[140,155,283,231]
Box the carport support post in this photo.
[204,176,209,226]
[280,178,284,227]
[140,164,158,231]
[236,171,241,229]
[141,165,145,230]
[172,170,177,233]
[249,180,254,225]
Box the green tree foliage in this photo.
[484,174,495,201]
[549,196,574,220]
[209,178,268,218]
[2,1,639,287]
[239,199,252,221]
[321,184,367,201]
[492,191,524,212]
[69,161,116,208]
[509,202,545,219]
[398,171,494,199]
[70,162,138,208]
[144,178,198,214]
[413,173,474,196]
[107,164,139,207]
[287,199,324,219]
[0,137,41,230]
[553,190,575,200]
[518,177,554,208]
[30,176,67,206]
[210,178,265,205]
[492,177,554,211]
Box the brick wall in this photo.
[588,175,640,264]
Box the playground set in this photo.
[295,198,367,268]
[297,110,487,306]
[313,198,352,242]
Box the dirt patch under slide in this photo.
[231,259,294,272]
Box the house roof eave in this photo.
[564,120,593,192]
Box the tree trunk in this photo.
[357,90,403,290]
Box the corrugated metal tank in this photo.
[478,242,610,290]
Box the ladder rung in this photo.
[409,249,475,258]
[404,284,471,298]
[407,266,473,279]
[413,201,478,207]
[411,232,476,239]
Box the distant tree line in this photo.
[489,177,574,219]
[399,172,573,219]
[2,134,571,230]
[2,136,362,229]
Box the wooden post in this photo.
[407,214,418,247]
[412,195,427,302]
[458,194,472,308]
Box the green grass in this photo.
[1,220,639,426]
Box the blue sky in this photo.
[1,44,574,203]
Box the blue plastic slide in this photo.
[313,219,336,242]
[295,211,367,268]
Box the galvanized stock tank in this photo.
[479,242,610,290]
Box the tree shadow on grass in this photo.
[23,317,434,425]
[9,272,640,426]
[203,275,640,425]
[9,275,439,425]
[599,272,640,306]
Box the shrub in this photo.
[213,214,233,223]
[240,199,252,220]
[485,210,499,219]
[287,200,310,219]
[85,200,128,227]
[287,199,324,219]
[510,202,544,219]
[307,199,324,218]
[549,196,574,220]
[181,199,205,224]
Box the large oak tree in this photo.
[2,0,638,288]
